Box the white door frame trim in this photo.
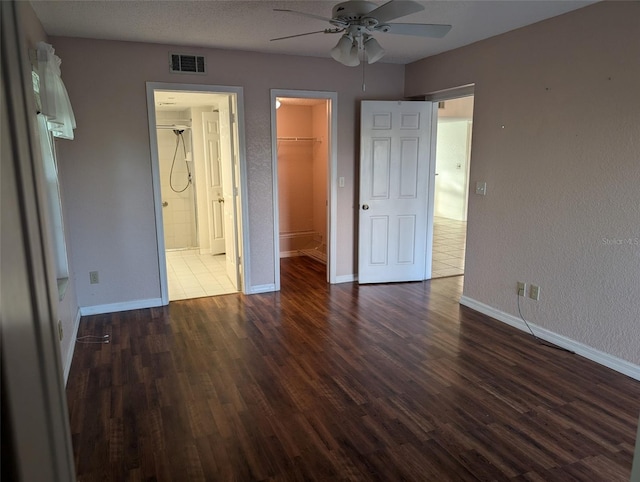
[425,103,438,280]
[146,82,251,303]
[270,89,339,289]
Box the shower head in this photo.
[173,129,185,135]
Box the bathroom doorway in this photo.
[431,95,474,278]
[147,84,248,303]
[271,90,338,289]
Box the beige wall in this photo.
[51,36,404,303]
[18,1,47,52]
[406,2,640,365]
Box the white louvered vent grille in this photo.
[169,53,206,74]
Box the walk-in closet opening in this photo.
[431,95,474,279]
[151,89,245,301]
[275,97,330,276]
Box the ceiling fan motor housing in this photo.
[331,1,379,25]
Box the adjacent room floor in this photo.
[67,257,640,480]
[166,249,236,300]
[432,216,467,278]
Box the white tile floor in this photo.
[166,249,237,301]
[431,216,467,279]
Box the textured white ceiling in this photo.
[31,0,596,64]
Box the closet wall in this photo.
[277,101,328,259]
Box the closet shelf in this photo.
[277,137,321,142]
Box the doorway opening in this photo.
[271,90,337,289]
[431,95,474,278]
[147,83,248,303]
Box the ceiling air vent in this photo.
[169,53,205,74]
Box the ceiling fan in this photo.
[271,0,451,66]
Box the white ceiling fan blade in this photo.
[273,9,347,26]
[270,30,331,42]
[383,23,452,38]
[366,1,424,23]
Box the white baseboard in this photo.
[64,307,82,386]
[460,296,640,381]
[334,274,357,284]
[79,297,163,316]
[249,283,277,294]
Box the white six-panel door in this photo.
[218,97,239,290]
[359,101,433,284]
[202,111,226,255]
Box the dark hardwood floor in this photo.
[66,257,640,481]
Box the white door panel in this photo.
[359,101,433,284]
[218,97,239,289]
[202,112,225,254]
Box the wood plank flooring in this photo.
[66,257,640,481]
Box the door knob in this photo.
[218,198,225,203]
[362,204,369,210]
[162,201,168,207]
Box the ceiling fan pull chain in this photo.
[362,52,366,92]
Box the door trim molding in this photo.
[424,102,438,279]
[270,89,339,289]
[146,82,250,302]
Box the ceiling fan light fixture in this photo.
[273,0,452,67]
[343,41,361,66]
[331,34,354,63]
[364,36,385,64]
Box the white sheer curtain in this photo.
[37,113,69,281]
[36,41,76,140]
[34,41,73,286]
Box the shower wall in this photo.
[157,110,198,249]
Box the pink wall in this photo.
[50,36,404,303]
[277,104,315,237]
[406,2,640,366]
[276,102,329,256]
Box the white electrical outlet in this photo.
[517,282,526,297]
[530,284,540,301]
[90,271,99,284]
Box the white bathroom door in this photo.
[202,112,226,254]
[358,100,433,284]
[218,96,239,289]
